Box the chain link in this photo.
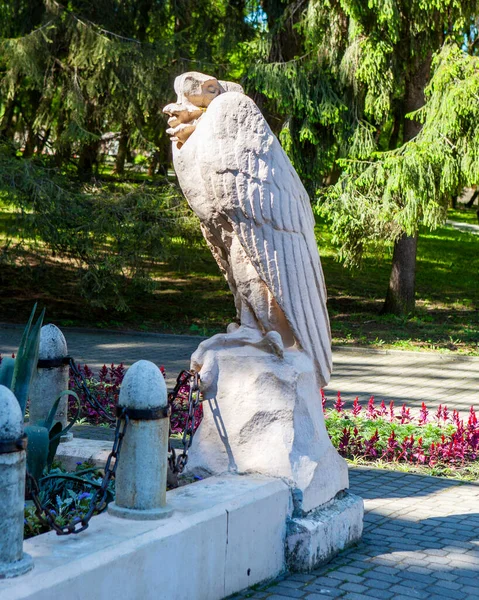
[168,370,201,478]
[27,408,129,535]
[27,366,201,533]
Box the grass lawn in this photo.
[448,206,479,225]
[0,195,477,354]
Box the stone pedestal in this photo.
[187,345,363,568]
[30,324,72,442]
[0,385,33,578]
[108,360,173,521]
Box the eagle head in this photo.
[163,71,244,148]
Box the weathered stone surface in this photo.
[108,360,172,520]
[0,386,33,578]
[0,385,23,440]
[186,346,349,515]
[164,72,332,388]
[286,491,364,572]
[29,324,71,441]
[163,71,362,572]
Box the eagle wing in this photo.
[187,92,332,386]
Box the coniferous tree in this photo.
[248,0,478,315]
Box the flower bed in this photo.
[323,391,479,479]
[68,362,203,434]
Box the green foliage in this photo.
[247,0,479,279]
[0,142,200,309]
[321,44,479,266]
[11,304,44,414]
[24,462,111,538]
[326,410,455,451]
[0,356,15,388]
[24,424,50,481]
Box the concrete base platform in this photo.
[286,491,363,572]
[0,475,289,600]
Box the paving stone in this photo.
[399,571,436,585]
[310,578,343,589]
[266,587,305,598]
[338,583,367,594]
[303,592,345,599]
[459,584,479,596]
[288,575,316,583]
[326,573,365,584]
[265,596,305,600]
[337,567,366,576]
[389,584,430,598]
[277,581,308,590]
[373,566,401,576]
[366,590,394,600]
[366,578,394,590]
[431,571,458,582]
[395,577,429,590]
[426,586,467,600]
[367,571,402,584]
[432,580,462,591]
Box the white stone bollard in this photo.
[29,324,72,442]
[0,385,33,578]
[108,360,173,520]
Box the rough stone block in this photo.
[187,346,349,515]
[286,491,363,572]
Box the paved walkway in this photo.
[234,466,479,600]
[1,325,478,415]
[446,219,479,236]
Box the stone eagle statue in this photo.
[163,72,332,387]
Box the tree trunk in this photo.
[23,127,37,158]
[465,190,479,208]
[0,100,16,140]
[382,233,418,315]
[148,151,159,177]
[382,55,431,315]
[78,140,100,178]
[114,128,128,175]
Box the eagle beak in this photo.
[163,103,206,147]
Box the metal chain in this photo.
[27,408,129,535]
[68,357,116,423]
[27,366,201,532]
[168,370,201,476]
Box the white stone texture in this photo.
[29,324,71,441]
[0,385,33,578]
[0,475,289,600]
[186,346,349,515]
[164,72,332,388]
[286,491,364,571]
[55,437,112,471]
[108,360,172,520]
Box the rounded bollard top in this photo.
[118,360,167,409]
[39,324,68,360]
[0,385,23,439]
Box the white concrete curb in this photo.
[0,475,290,600]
